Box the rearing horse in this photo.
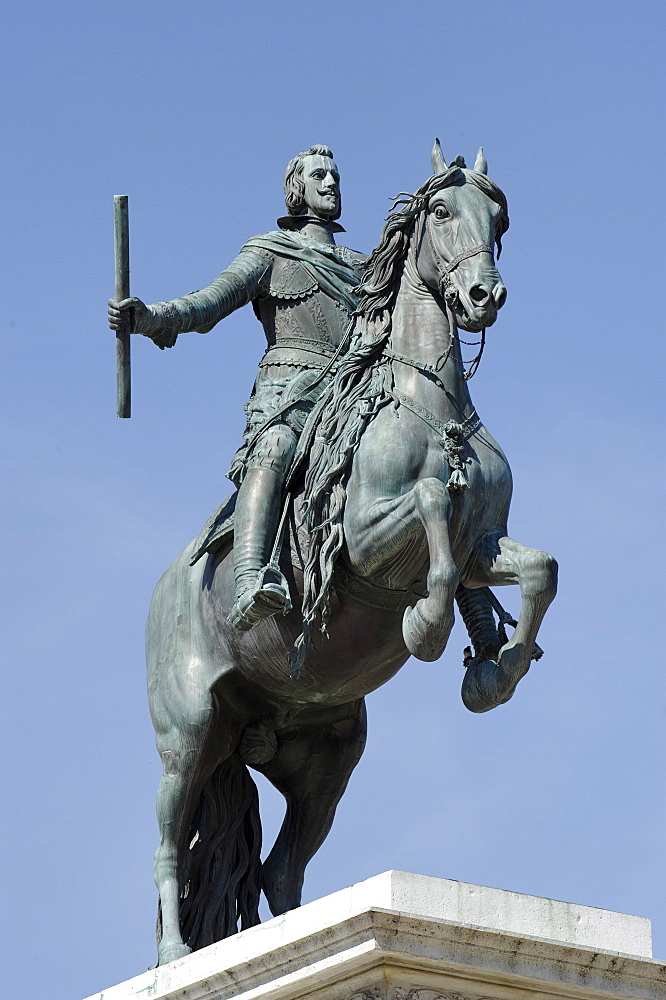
[147,142,557,965]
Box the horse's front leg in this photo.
[462,531,558,712]
[347,477,458,661]
[402,478,460,660]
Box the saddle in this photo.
[189,489,426,618]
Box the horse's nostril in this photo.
[493,283,507,308]
[470,284,489,304]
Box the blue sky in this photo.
[2,2,664,997]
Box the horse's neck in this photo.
[389,255,474,421]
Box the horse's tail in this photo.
[178,752,262,951]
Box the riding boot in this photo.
[228,467,292,632]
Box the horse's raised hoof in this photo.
[461,650,530,713]
[158,940,191,966]
[402,602,450,662]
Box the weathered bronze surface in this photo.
[109,142,557,966]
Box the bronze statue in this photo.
[111,142,557,965]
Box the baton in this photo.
[114,195,131,417]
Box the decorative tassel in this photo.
[446,468,468,491]
[443,420,469,491]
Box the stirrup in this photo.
[228,565,292,633]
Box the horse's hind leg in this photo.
[462,531,558,712]
[153,711,213,964]
[257,699,367,916]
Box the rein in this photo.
[382,345,451,380]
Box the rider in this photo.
[108,145,367,631]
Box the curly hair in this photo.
[283,145,341,219]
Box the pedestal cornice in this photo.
[84,872,665,1000]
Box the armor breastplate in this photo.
[255,253,355,352]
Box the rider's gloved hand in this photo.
[107,297,177,349]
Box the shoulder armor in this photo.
[336,245,368,270]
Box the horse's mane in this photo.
[357,165,507,334]
[290,167,508,673]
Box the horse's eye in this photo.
[434,206,449,221]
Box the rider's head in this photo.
[284,145,341,221]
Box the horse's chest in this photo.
[466,427,511,491]
[416,419,508,487]
[448,428,512,544]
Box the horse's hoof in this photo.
[158,940,191,965]
[461,652,529,713]
[402,603,449,662]
[261,860,302,917]
[461,658,501,712]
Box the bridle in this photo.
[409,214,497,380]
[424,213,495,308]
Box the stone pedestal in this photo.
[84,871,665,1000]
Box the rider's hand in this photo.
[108,296,150,333]
[107,298,177,349]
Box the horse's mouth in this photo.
[450,278,504,333]
[455,305,493,333]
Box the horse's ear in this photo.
[431,138,447,175]
[474,147,488,174]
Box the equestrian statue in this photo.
[108,140,557,966]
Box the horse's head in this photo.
[414,140,509,333]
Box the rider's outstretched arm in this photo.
[108,246,272,348]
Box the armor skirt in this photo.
[227,361,332,486]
